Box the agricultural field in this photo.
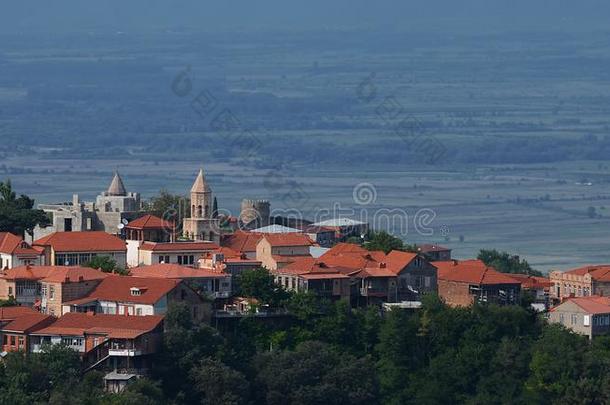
[1,29,610,272]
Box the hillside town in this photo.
[0,168,608,396]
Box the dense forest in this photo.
[3,295,609,405]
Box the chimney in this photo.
[78,276,84,282]
[379,262,387,268]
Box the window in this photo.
[424,276,431,288]
[49,286,55,300]
[158,256,164,263]
[18,336,24,347]
[571,314,578,325]
[8,287,12,296]
[559,313,565,323]
[136,308,142,316]
[189,255,194,265]
[10,336,16,346]
[3,335,7,345]
[584,315,591,326]
[41,284,47,297]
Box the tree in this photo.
[212,197,219,219]
[84,255,128,275]
[190,358,251,405]
[0,180,50,237]
[364,231,404,253]
[143,190,189,233]
[253,341,379,405]
[478,249,543,277]
[235,268,290,307]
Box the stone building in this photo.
[33,172,141,240]
[183,169,221,243]
[549,265,610,300]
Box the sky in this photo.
[1,0,609,34]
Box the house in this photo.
[256,234,314,271]
[124,214,175,243]
[29,312,163,391]
[131,241,219,267]
[199,248,261,293]
[0,232,44,269]
[61,275,210,322]
[39,266,109,316]
[0,265,107,311]
[354,264,398,305]
[33,172,141,240]
[434,260,521,307]
[548,296,610,339]
[310,218,368,241]
[549,265,610,300]
[385,250,438,301]
[33,231,127,268]
[221,230,265,259]
[0,307,54,353]
[417,244,452,261]
[250,224,336,248]
[275,257,351,301]
[507,273,552,309]
[130,263,232,301]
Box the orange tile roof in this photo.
[34,232,126,253]
[0,306,41,320]
[41,266,108,283]
[1,265,106,283]
[63,275,184,306]
[130,264,227,279]
[221,231,264,253]
[0,232,42,257]
[565,296,610,315]
[1,313,54,333]
[33,312,163,339]
[261,233,314,247]
[358,266,397,278]
[506,274,552,289]
[140,241,219,252]
[324,243,368,255]
[125,214,174,230]
[385,250,418,274]
[434,259,519,285]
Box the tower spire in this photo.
[191,168,211,193]
[107,171,127,196]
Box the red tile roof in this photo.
[140,241,219,252]
[506,274,552,290]
[565,296,610,315]
[1,265,107,283]
[261,233,314,247]
[130,264,227,279]
[126,214,174,230]
[221,231,264,253]
[63,275,184,306]
[0,306,42,320]
[0,232,42,257]
[385,250,419,274]
[564,265,610,277]
[34,232,126,253]
[1,313,54,333]
[434,259,519,285]
[324,243,368,255]
[33,312,163,339]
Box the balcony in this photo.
[360,287,388,297]
[109,348,143,357]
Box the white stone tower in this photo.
[183,168,220,243]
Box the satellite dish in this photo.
[118,223,125,230]
[121,219,129,225]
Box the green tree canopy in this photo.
[478,249,543,276]
[0,180,50,237]
[84,255,128,275]
[235,267,290,307]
